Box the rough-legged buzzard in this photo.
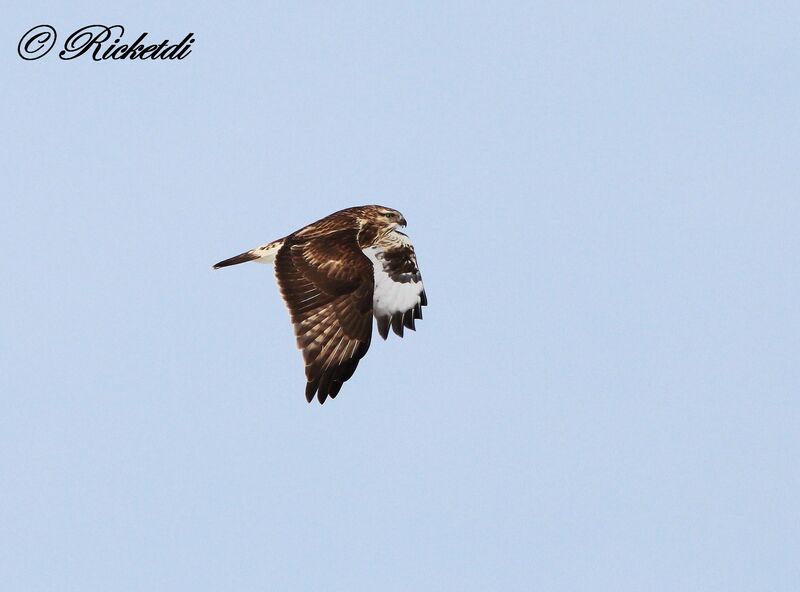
[214,205,427,403]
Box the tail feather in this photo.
[213,239,284,269]
[213,251,260,269]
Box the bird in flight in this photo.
[214,205,427,403]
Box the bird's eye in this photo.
[383,212,394,218]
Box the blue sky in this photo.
[2,2,798,590]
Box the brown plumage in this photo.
[214,205,427,403]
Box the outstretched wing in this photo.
[364,231,427,339]
[274,229,374,403]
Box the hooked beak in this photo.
[399,216,407,227]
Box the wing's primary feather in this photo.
[274,228,374,403]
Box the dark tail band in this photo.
[213,250,259,269]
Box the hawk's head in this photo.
[347,205,408,247]
[368,205,407,229]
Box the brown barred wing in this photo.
[274,229,375,403]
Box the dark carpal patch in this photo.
[381,247,421,283]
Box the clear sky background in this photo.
[2,2,798,590]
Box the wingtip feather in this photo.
[305,380,318,403]
[377,316,390,340]
[391,314,404,337]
